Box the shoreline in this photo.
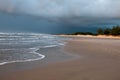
[0,48,45,66]
[0,37,120,80]
[0,45,76,75]
[58,34,120,39]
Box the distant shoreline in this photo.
[58,34,120,39]
[58,26,120,38]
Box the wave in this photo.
[0,47,45,66]
[0,33,67,66]
[0,43,64,66]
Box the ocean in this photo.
[0,33,66,65]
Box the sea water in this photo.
[0,33,65,65]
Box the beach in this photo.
[0,36,120,80]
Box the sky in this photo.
[0,0,120,34]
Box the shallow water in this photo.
[0,33,65,65]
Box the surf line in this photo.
[0,48,45,66]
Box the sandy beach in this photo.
[0,36,120,80]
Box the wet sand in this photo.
[0,46,75,75]
[0,37,120,80]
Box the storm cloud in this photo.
[0,0,120,34]
[0,0,120,18]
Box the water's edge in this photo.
[0,33,67,66]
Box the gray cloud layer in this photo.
[0,1,120,34]
[0,0,120,18]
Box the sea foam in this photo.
[0,33,65,65]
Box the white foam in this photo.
[43,45,58,48]
[43,43,65,48]
[0,48,45,66]
[0,32,66,66]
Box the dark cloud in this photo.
[0,0,120,34]
[0,11,120,34]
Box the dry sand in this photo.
[0,37,120,80]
